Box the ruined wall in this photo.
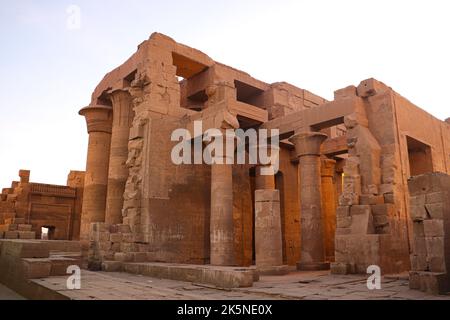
[333,81,411,274]
[408,173,450,294]
[0,170,84,240]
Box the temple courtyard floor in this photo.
[1,270,445,300]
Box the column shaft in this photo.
[321,159,337,262]
[79,106,112,240]
[210,162,235,265]
[105,90,134,225]
[289,131,329,270]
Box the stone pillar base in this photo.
[257,265,290,276]
[297,261,330,271]
[409,271,449,295]
[330,262,355,275]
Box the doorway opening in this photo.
[41,226,56,240]
[406,136,433,177]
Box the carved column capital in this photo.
[289,131,328,158]
[79,105,113,134]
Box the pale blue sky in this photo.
[1,0,449,187]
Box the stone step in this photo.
[0,239,50,258]
[102,261,256,288]
[41,240,81,253]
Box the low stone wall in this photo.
[102,261,257,288]
[0,239,81,299]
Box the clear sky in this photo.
[1,0,449,188]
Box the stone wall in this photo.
[408,173,450,294]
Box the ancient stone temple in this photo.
[0,170,84,240]
[74,32,450,276]
[3,33,450,299]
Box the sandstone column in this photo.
[255,165,276,190]
[289,131,329,270]
[254,158,289,274]
[105,90,134,225]
[321,158,337,263]
[209,131,236,266]
[79,105,113,240]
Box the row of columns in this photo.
[79,90,134,240]
[209,130,334,270]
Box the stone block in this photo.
[17,224,32,231]
[111,243,121,251]
[423,220,444,237]
[13,218,26,224]
[110,233,122,243]
[334,86,357,100]
[409,271,449,295]
[117,224,131,233]
[349,206,374,234]
[254,189,280,202]
[102,261,123,272]
[122,233,133,243]
[133,252,147,262]
[350,205,371,216]
[121,242,138,253]
[373,215,389,228]
[360,194,384,205]
[21,258,52,279]
[4,231,19,239]
[379,184,394,195]
[49,257,78,276]
[426,192,445,204]
[337,216,352,229]
[330,262,354,275]
[425,237,444,257]
[114,252,133,262]
[1,240,49,258]
[410,205,427,222]
[339,193,359,206]
[18,231,36,239]
[428,256,446,273]
[90,222,110,233]
[98,241,111,251]
[383,193,395,204]
[410,254,427,271]
[336,227,351,235]
[371,204,394,217]
[336,206,350,218]
[425,203,444,220]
